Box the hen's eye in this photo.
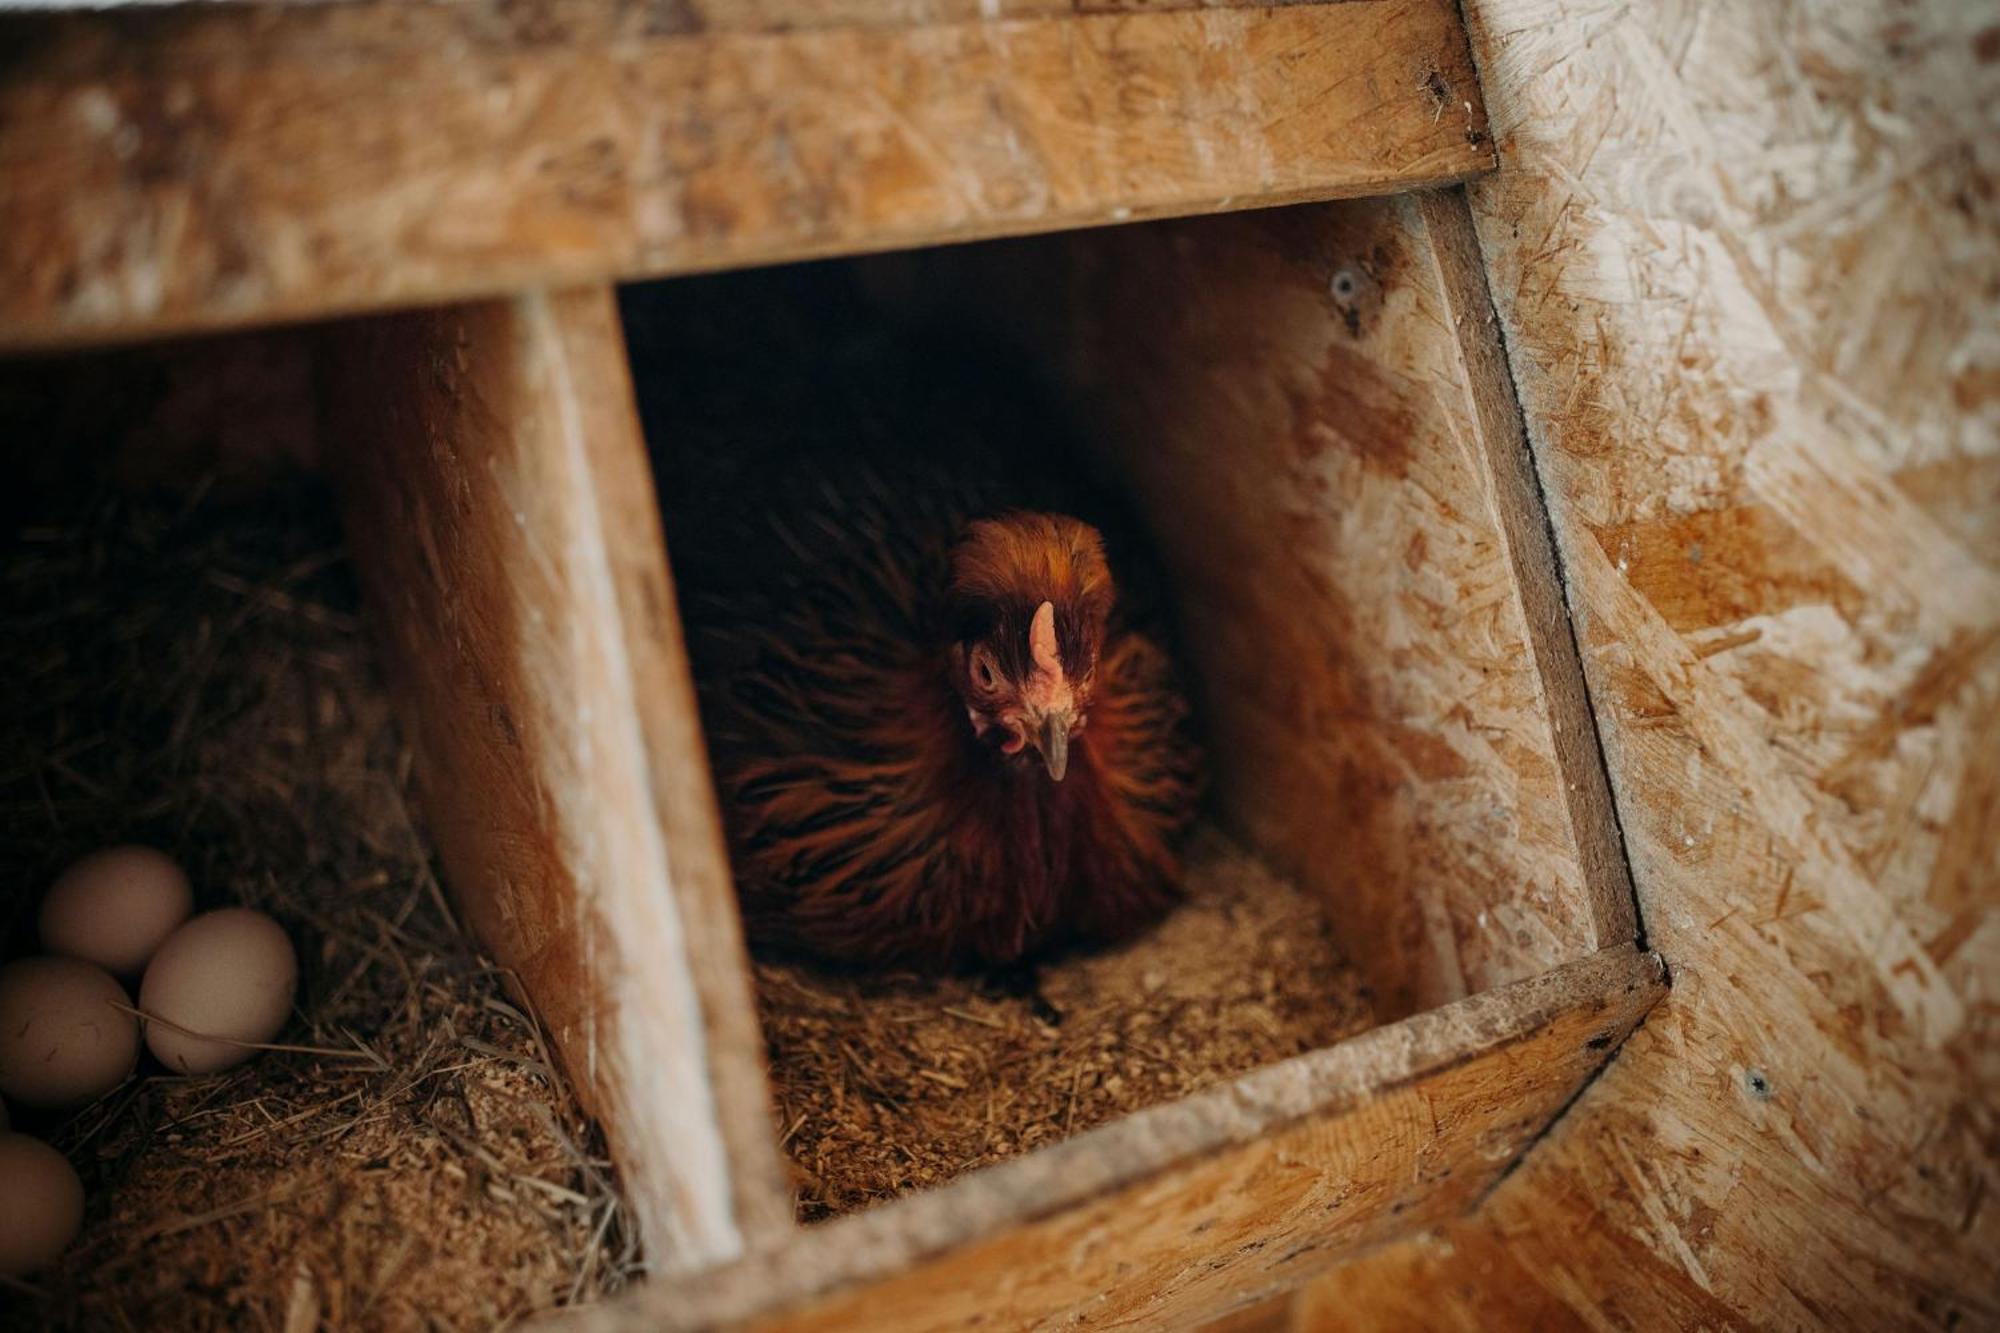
[972,652,999,691]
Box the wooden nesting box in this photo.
[307,189,1664,1331]
[2,0,1665,1326]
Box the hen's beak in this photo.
[1035,713,1071,783]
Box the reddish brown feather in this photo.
[705,503,1201,972]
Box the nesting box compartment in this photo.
[318,191,1661,1330]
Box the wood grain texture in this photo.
[566,292,799,1254]
[0,0,1406,39]
[548,946,1666,1333]
[319,287,790,1270]
[1049,199,1614,1016]
[1284,1,2000,1327]
[1412,187,1637,952]
[862,196,1623,1016]
[0,0,1492,351]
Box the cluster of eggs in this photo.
[0,848,299,1277]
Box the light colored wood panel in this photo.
[318,287,787,1270]
[1200,1291,1301,1333]
[1290,1222,1595,1332]
[1060,198,1604,1016]
[532,289,799,1253]
[1412,188,1636,949]
[864,196,1613,1016]
[549,946,1666,1332]
[0,0,1492,351]
[0,0,1430,48]
[1291,1,2000,1328]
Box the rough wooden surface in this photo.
[549,946,1666,1333]
[0,0,1492,350]
[755,830,1375,1221]
[566,293,799,1255]
[319,288,790,1271]
[1055,199,1618,1015]
[1412,188,1637,952]
[1284,1,2000,1327]
[865,196,1622,1015]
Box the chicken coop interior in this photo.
[0,0,1714,1323]
[6,0,1987,1326]
[624,241,1374,1222]
[309,183,1653,1331]
[0,185,1656,1327]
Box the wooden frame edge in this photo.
[1,0,1493,351]
[1414,187,1643,949]
[319,286,792,1270]
[551,944,1666,1330]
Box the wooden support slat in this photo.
[318,286,793,1271]
[549,945,1666,1332]
[1413,187,1639,949]
[0,0,1492,350]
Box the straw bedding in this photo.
[756,832,1373,1222]
[0,483,635,1330]
[0,447,1370,1323]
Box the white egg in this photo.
[0,1133,85,1276]
[0,957,140,1109]
[140,909,298,1075]
[40,846,194,976]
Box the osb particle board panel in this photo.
[319,288,792,1270]
[0,0,1492,351]
[1283,1,2000,1328]
[553,947,1666,1333]
[871,195,1630,1017]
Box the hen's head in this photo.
[945,513,1114,782]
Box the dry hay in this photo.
[0,482,636,1329]
[758,831,1374,1221]
[0,440,1375,1321]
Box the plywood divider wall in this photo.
[1412,189,1638,949]
[319,286,792,1270]
[1268,3,1999,1326]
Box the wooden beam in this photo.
[549,945,1666,1332]
[319,286,793,1270]
[0,0,1493,350]
[1413,188,1639,949]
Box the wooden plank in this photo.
[855,194,1615,1016]
[549,945,1666,1332]
[1287,0,2000,1327]
[318,286,791,1270]
[1412,187,1637,949]
[0,0,1446,39]
[569,293,800,1256]
[0,0,1494,351]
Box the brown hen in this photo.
[631,268,1202,971]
